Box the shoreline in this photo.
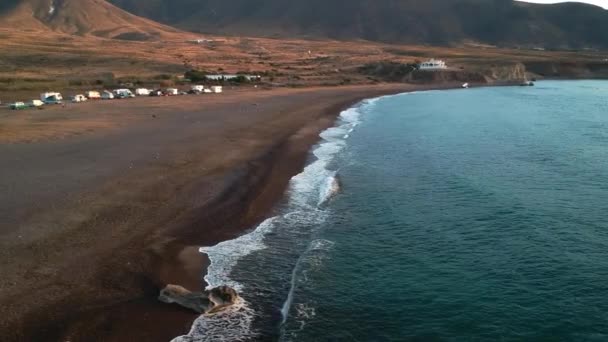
[167,83,469,340]
[0,83,465,341]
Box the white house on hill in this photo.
[419,59,448,70]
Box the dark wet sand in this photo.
[0,84,458,341]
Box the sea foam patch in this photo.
[200,216,279,291]
[172,297,257,342]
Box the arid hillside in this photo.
[0,0,180,40]
[109,0,608,49]
[0,0,607,100]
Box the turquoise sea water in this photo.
[176,81,608,341]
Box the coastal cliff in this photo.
[360,61,529,85]
[406,63,528,84]
[524,61,608,79]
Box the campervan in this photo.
[113,89,135,99]
[28,99,44,107]
[101,91,115,100]
[72,94,87,103]
[165,88,179,96]
[191,85,205,93]
[40,92,63,103]
[86,91,101,100]
[135,88,151,96]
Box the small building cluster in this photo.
[204,74,262,82]
[418,59,448,70]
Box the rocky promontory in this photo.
[159,285,239,314]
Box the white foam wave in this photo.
[172,297,257,342]
[200,216,278,291]
[280,239,335,341]
[339,107,363,124]
[308,239,335,252]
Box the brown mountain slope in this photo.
[0,0,181,40]
[109,0,608,48]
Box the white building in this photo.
[419,59,448,70]
[205,74,261,81]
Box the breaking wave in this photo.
[200,217,279,291]
[279,239,336,341]
[171,297,257,342]
[280,239,335,325]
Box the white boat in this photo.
[462,83,470,89]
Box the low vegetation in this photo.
[358,62,418,82]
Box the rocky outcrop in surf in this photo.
[159,284,239,314]
[318,173,341,206]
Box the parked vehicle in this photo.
[149,89,165,97]
[40,92,63,102]
[135,88,151,96]
[113,89,135,99]
[191,85,205,92]
[86,91,101,100]
[211,86,223,93]
[72,94,88,103]
[43,95,63,105]
[10,102,27,110]
[27,99,44,107]
[101,91,115,100]
[165,88,179,96]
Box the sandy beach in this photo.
[0,84,457,341]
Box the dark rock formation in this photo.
[158,284,239,314]
[208,286,238,307]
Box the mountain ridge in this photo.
[108,0,608,48]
